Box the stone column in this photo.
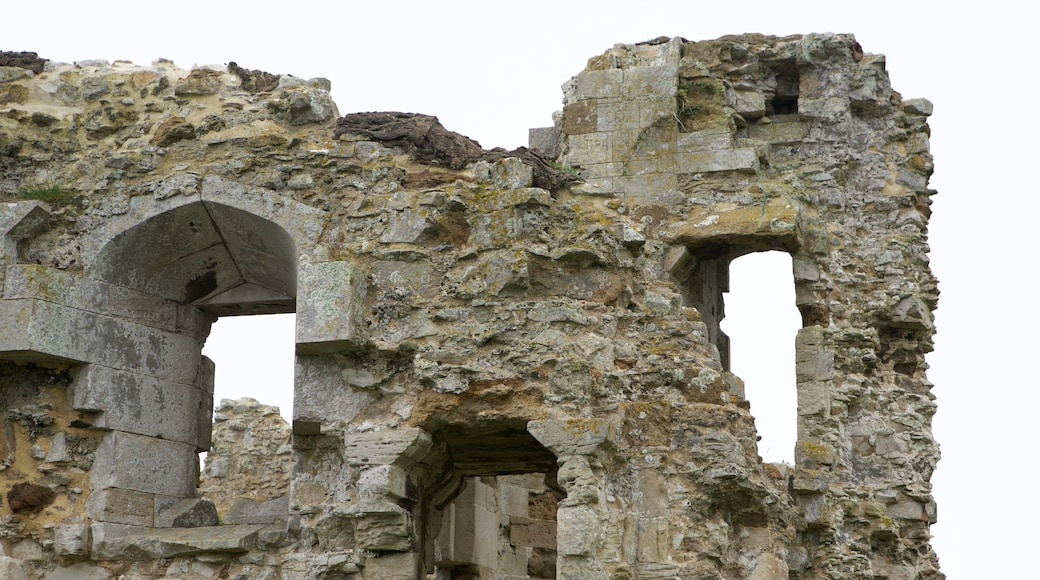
[529,419,620,578]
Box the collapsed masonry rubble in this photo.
[0,33,939,579]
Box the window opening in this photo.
[721,251,799,464]
[202,312,296,424]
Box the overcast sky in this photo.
[7,1,1032,576]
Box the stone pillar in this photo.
[339,428,439,579]
[529,419,619,578]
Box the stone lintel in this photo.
[343,428,433,466]
[528,419,612,456]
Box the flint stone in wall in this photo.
[155,498,219,528]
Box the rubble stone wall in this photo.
[0,33,939,579]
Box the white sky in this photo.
[7,1,1033,576]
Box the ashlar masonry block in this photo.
[677,148,759,174]
[90,430,198,498]
[296,259,368,354]
[71,364,206,446]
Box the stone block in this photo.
[90,431,198,498]
[90,522,266,560]
[343,428,433,466]
[734,90,766,117]
[903,98,933,117]
[556,505,601,556]
[71,364,205,445]
[749,120,809,143]
[43,565,109,580]
[622,65,677,98]
[53,523,92,556]
[796,349,834,382]
[677,148,759,174]
[797,380,831,417]
[569,70,623,100]
[296,260,368,354]
[887,500,925,521]
[44,562,110,580]
[563,132,612,166]
[614,173,678,198]
[750,554,790,580]
[223,495,290,524]
[0,201,50,266]
[562,100,597,135]
[361,552,422,580]
[677,129,733,151]
[529,419,611,456]
[294,355,377,430]
[0,298,201,382]
[155,498,219,528]
[354,511,413,552]
[509,517,556,549]
[87,487,155,526]
[0,555,28,580]
[528,126,561,158]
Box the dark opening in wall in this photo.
[428,426,563,578]
[767,60,800,116]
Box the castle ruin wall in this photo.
[0,33,939,579]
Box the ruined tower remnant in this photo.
[0,33,939,579]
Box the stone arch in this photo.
[88,199,298,315]
[71,194,305,526]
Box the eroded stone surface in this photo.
[0,34,939,579]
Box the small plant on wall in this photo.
[15,181,75,202]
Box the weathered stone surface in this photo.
[199,398,291,517]
[156,498,220,528]
[43,562,110,580]
[150,116,197,147]
[53,524,92,556]
[0,33,939,580]
[91,523,267,560]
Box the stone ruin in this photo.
[0,33,940,579]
